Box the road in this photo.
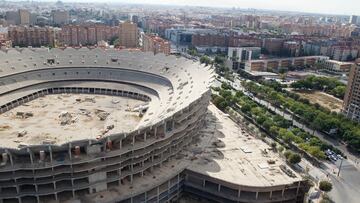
[218,75,360,202]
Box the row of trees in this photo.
[212,84,337,159]
[290,75,346,99]
[243,80,359,153]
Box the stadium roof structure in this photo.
[0,47,214,149]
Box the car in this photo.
[330,155,338,162]
[337,154,343,160]
[325,149,334,156]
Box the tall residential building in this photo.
[58,24,120,46]
[8,26,55,47]
[119,21,139,48]
[350,15,358,25]
[5,11,20,25]
[142,34,170,55]
[52,10,69,25]
[19,9,30,25]
[343,63,360,122]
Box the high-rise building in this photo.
[343,63,360,122]
[119,21,139,48]
[142,34,170,55]
[19,9,30,25]
[52,10,69,26]
[5,11,20,25]
[350,15,358,25]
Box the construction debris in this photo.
[280,165,297,178]
[79,109,91,117]
[0,125,11,131]
[59,111,73,125]
[17,130,27,137]
[16,112,34,119]
[95,109,110,121]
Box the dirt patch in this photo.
[291,89,343,112]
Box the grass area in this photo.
[291,89,343,112]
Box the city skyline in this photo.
[55,0,360,16]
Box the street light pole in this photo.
[338,158,344,177]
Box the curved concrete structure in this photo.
[0,48,213,203]
[0,48,306,203]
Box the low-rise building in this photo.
[245,56,329,72]
[317,59,353,73]
[227,47,261,70]
[142,34,170,55]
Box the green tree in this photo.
[319,180,333,193]
[288,153,301,164]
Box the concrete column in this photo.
[269,191,272,199]
[255,191,259,200]
[68,143,72,160]
[281,188,285,197]
[217,184,221,192]
[132,135,135,146]
[202,180,206,187]
[154,127,157,138]
[27,148,34,165]
[144,132,147,142]
[157,186,160,202]
[5,150,13,167]
[238,189,241,198]
[168,180,171,196]
[296,181,301,195]
[119,139,122,149]
[48,146,53,164]
[144,192,147,202]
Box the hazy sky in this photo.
[103,0,358,16]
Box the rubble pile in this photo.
[59,111,75,125]
[95,109,110,121]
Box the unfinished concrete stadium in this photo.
[0,48,307,203]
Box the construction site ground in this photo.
[0,93,145,148]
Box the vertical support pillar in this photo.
[27,148,34,166]
[255,191,259,200]
[157,186,160,202]
[119,139,122,150]
[238,188,241,198]
[202,180,206,187]
[48,146,53,164]
[296,181,301,195]
[144,132,147,142]
[281,188,285,197]
[269,191,273,199]
[68,143,72,161]
[217,184,221,192]
[5,150,13,167]
[132,135,135,146]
